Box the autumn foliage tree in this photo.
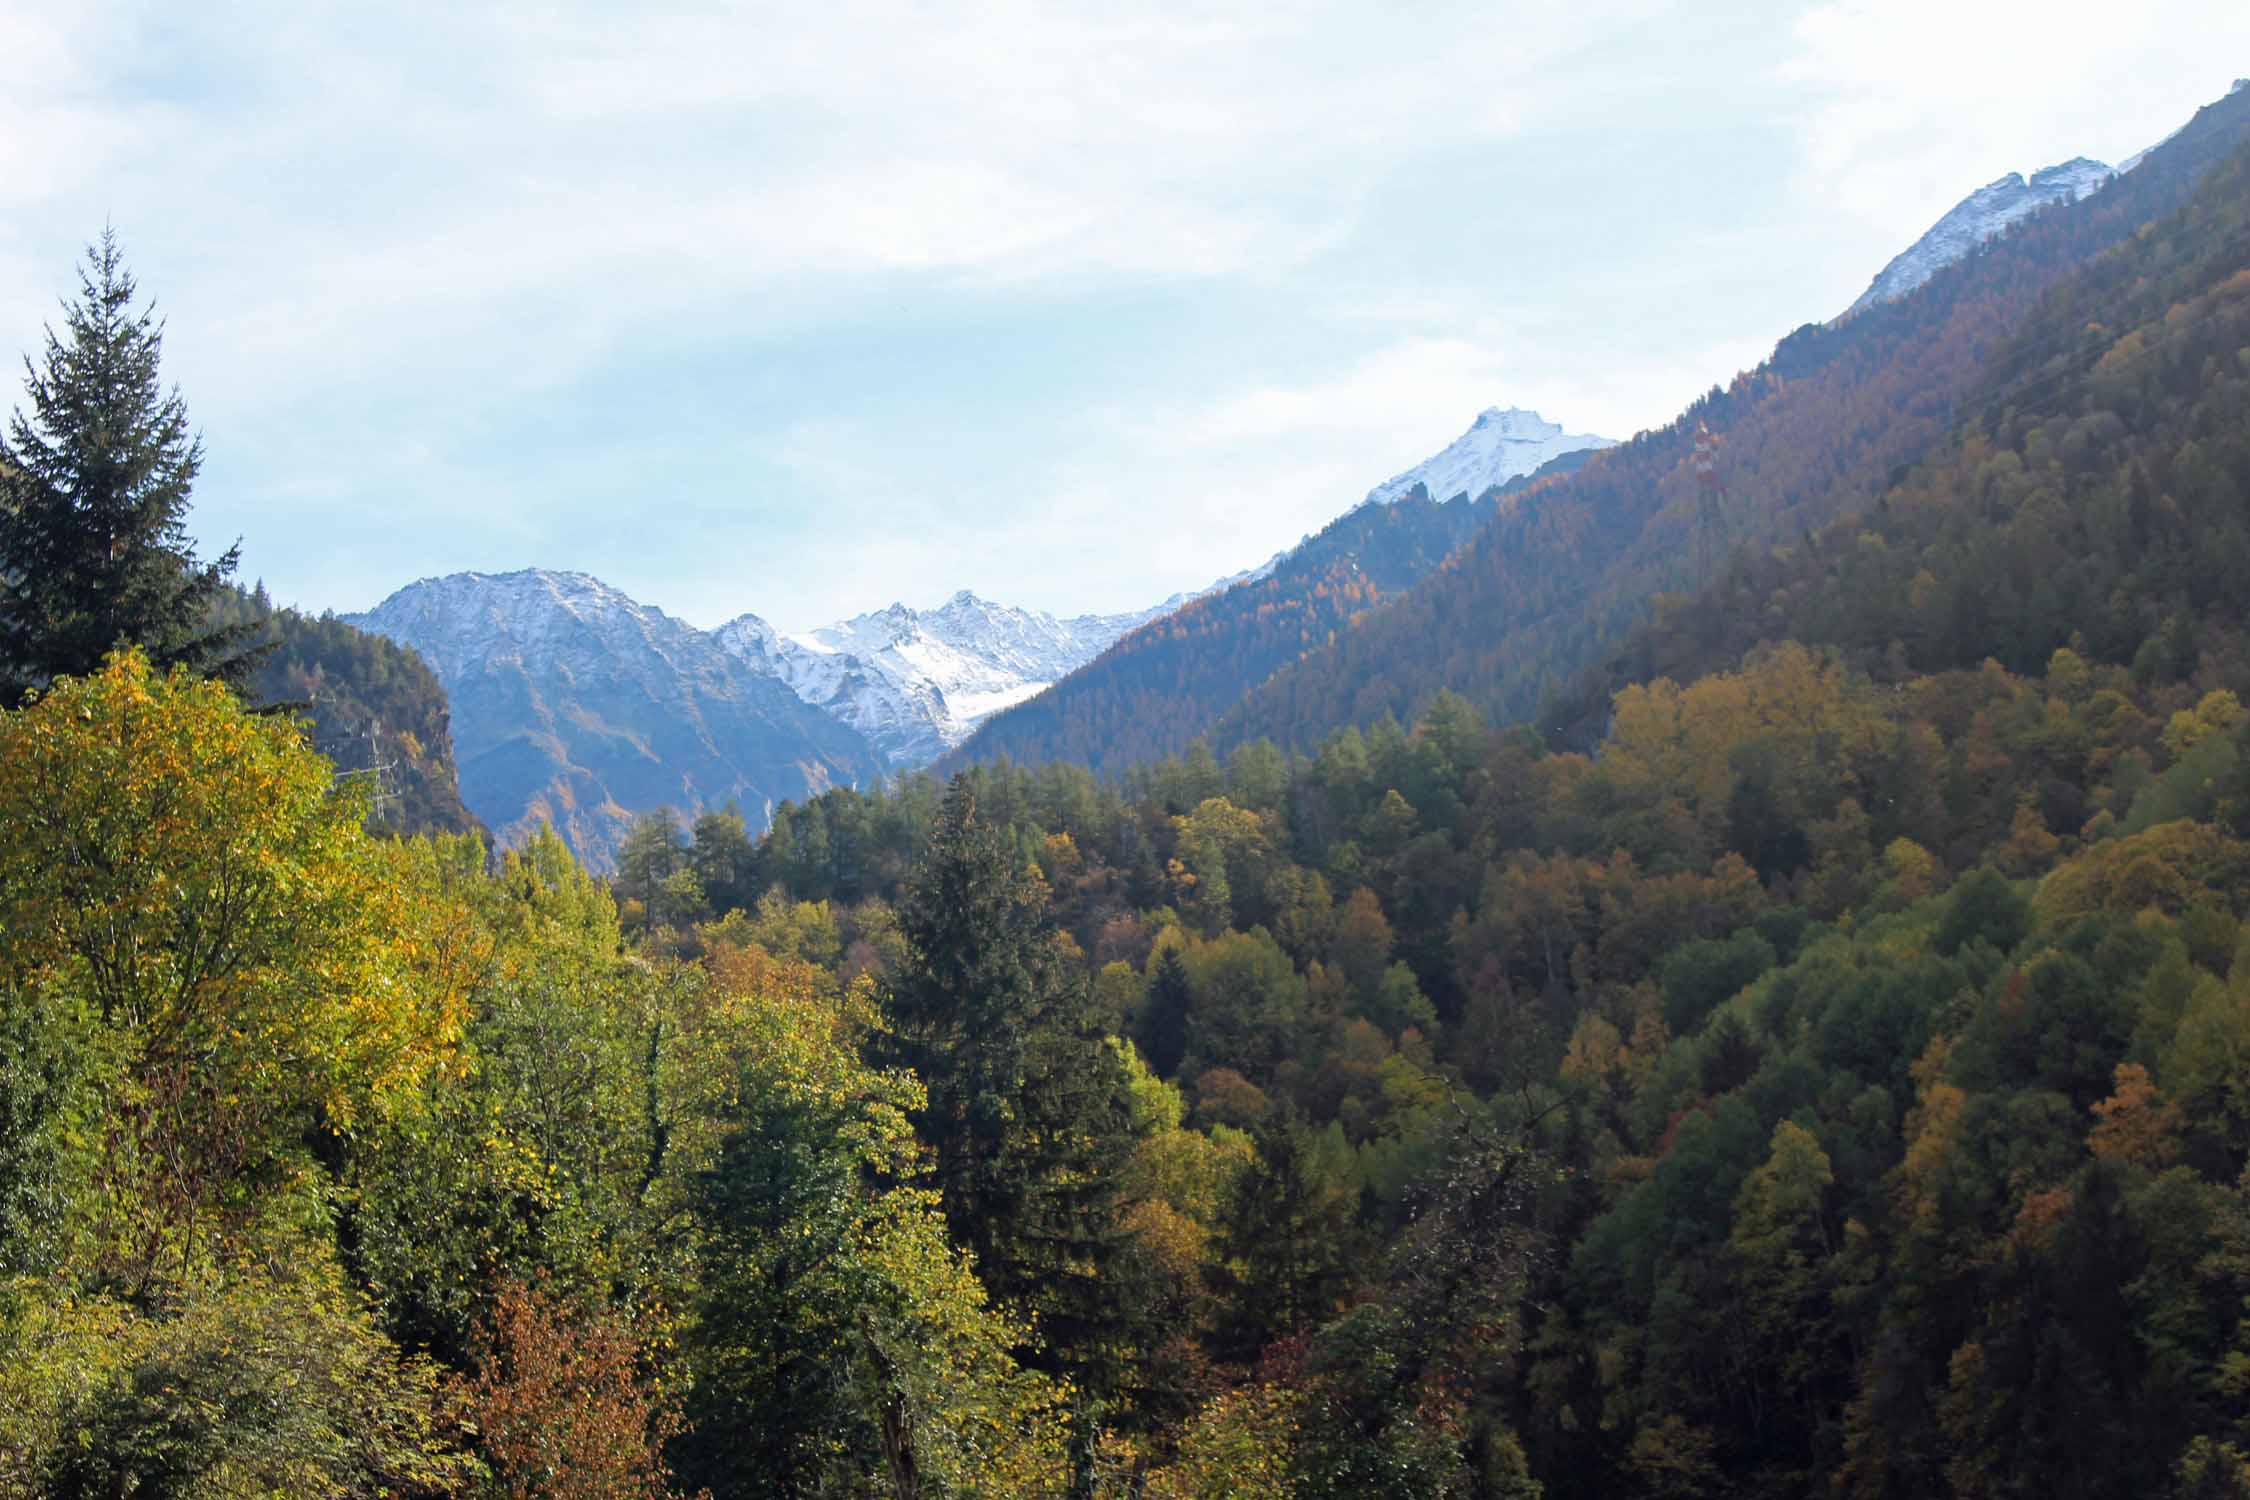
[0,650,467,1288]
[463,1277,691,1500]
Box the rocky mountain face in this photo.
[347,569,885,872]
[714,591,1175,769]
[1362,406,1614,508]
[1842,157,2114,318]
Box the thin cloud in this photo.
[1782,0,2250,237]
[0,0,2238,632]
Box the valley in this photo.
[5,39,2249,1500]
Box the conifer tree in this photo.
[0,229,251,704]
[1137,946,1193,1079]
[879,776,1139,1401]
[1213,1116,1362,1364]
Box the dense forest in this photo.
[601,118,2250,1495]
[8,87,2250,1500]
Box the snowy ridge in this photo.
[1843,157,2115,318]
[718,590,1181,769]
[1362,407,1614,508]
[354,569,704,685]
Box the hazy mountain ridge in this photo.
[348,569,885,871]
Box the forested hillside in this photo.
[1211,80,2250,757]
[1545,123,2250,745]
[211,587,483,837]
[945,486,1501,775]
[537,116,2250,1495]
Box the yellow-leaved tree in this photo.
[0,649,481,1493]
[0,649,467,1286]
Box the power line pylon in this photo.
[364,718,400,824]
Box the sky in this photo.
[1,2,2245,633]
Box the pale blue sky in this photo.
[2,0,2243,630]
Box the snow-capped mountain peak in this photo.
[1362,406,1615,509]
[347,568,697,684]
[1842,156,2115,318]
[719,588,1180,768]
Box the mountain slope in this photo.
[1209,80,2250,761]
[715,591,1173,768]
[1842,156,2113,318]
[1551,123,2250,742]
[939,411,1605,777]
[210,587,483,838]
[2120,76,2247,171]
[1363,406,1614,507]
[939,485,1510,776]
[348,569,883,870]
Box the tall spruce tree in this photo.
[0,229,251,704]
[880,776,1139,1405]
[1137,946,1192,1080]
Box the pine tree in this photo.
[0,229,253,704]
[879,776,1139,1402]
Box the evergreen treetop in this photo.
[881,776,1141,1403]
[0,228,252,704]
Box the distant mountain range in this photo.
[711,591,1184,769]
[348,570,883,870]
[344,568,1262,866]
[332,85,2250,871]
[346,404,1604,863]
